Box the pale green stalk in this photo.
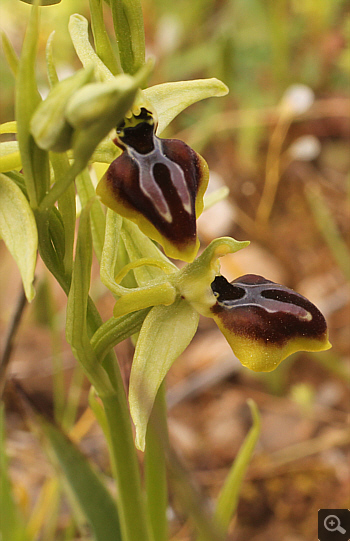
[145,382,168,541]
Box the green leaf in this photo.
[40,419,122,541]
[144,78,229,135]
[0,404,29,541]
[213,400,261,533]
[129,297,199,450]
[100,208,124,296]
[0,173,37,301]
[50,152,76,275]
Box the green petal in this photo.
[129,298,199,451]
[144,78,228,135]
[0,173,37,301]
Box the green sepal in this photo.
[16,4,50,207]
[144,78,229,135]
[129,297,199,451]
[101,211,176,317]
[0,173,38,301]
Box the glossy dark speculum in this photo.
[210,274,328,345]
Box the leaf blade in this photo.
[0,173,38,301]
[41,419,122,541]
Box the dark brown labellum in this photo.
[96,117,209,261]
[211,274,328,346]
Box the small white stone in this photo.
[282,84,315,115]
[288,135,321,161]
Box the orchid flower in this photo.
[100,214,331,450]
[14,12,330,453]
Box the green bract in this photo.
[129,298,199,451]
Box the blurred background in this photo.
[1,0,349,539]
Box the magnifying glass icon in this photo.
[324,515,346,534]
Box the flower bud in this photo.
[65,75,137,130]
[30,66,94,152]
[210,274,331,372]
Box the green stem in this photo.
[102,393,152,541]
[145,382,168,541]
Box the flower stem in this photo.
[145,382,168,541]
[102,392,152,541]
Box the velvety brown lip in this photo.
[211,274,328,346]
[105,121,206,247]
